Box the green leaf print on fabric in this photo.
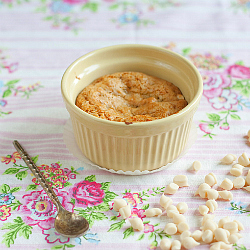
[232,79,250,97]
[199,110,241,139]
[3,162,29,180]
[100,182,111,192]
[26,184,38,191]
[233,243,249,250]
[103,191,118,203]
[0,184,11,194]
[123,226,134,239]
[85,175,96,182]
[1,217,33,247]
[75,207,109,228]
[108,219,126,232]
[81,2,99,12]
[229,201,250,215]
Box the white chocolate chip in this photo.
[113,199,127,212]
[167,210,179,218]
[233,177,245,189]
[159,238,172,250]
[223,221,238,234]
[199,187,211,199]
[166,205,179,213]
[246,170,250,186]
[198,205,209,215]
[207,189,219,200]
[243,186,250,192]
[238,152,250,166]
[181,237,200,249]
[166,204,178,212]
[221,154,237,164]
[173,175,189,187]
[214,228,229,244]
[202,229,214,244]
[191,160,202,172]
[218,217,230,228]
[230,164,244,177]
[225,229,230,237]
[160,194,173,210]
[218,190,233,201]
[176,202,188,214]
[171,240,181,250]
[209,243,220,250]
[119,204,131,219]
[164,223,177,235]
[205,173,217,187]
[172,213,186,224]
[202,214,215,225]
[177,221,189,233]
[199,189,209,199]
[210,242,232,250]
[144,208,162,217]
[206,199,218,213]
[166,205,179,218]
[191,230,203,241]
[233,220,244,231]
[230,167,242,177]
[180,230,191,241]
[228,233,242,244]
[220,178,233,190]
[194,183,211,196]
[201,219,218,232]
[164,183,179,195]
[233,163,245,170]
[228,235,239,245]
[128,218,144,231]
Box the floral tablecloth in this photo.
[1,0,250,249]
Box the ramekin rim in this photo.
[61,44,203,127]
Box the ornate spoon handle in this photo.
[13,140,61,210]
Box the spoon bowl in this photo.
[13,140,89,238]
[55,205,89,238]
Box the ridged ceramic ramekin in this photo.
[61,44,203,173]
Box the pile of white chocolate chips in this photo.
[111,143,250,249]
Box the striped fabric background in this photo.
[0,0,250,249]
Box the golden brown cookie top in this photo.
[75,72,187,122]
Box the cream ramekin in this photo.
[61,44,203,172]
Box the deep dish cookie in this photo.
[75,72,188,123]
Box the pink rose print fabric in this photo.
[202,71,231,99]
[227,64,250,79]
[69,180,105,207]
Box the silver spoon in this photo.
[13,140,89,238]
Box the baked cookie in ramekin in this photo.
[61,44,203,173]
